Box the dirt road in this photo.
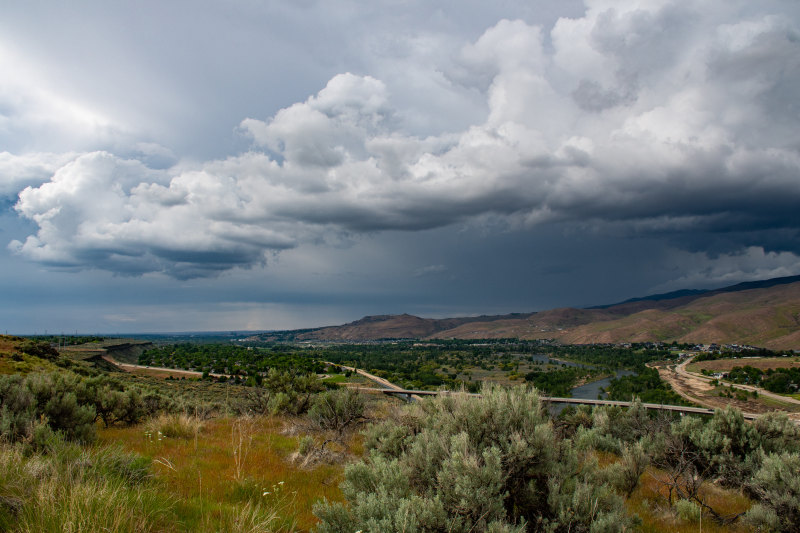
[656,357,800,421]
[676,357,800,406]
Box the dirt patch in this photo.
[0,336,21,354]
[691,357,800,372]
[657,363,800,421]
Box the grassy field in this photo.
[98,415,350,531]
[0,336,775,531]
[91,411,757,533]
[630,472,752,533]
[688,356,800,373]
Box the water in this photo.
[570,369,636,400]
[529,354,590,368]
[529,353,634,400]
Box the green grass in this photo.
[758,395,800,410]
[98,416,347,531]
[0,411,352,532]
[0,440,177,532]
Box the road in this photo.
[106,355,797,422]
[675,356,800,406]
[655,356,800,422]
[102,355,232,379]
[326,362,424,401]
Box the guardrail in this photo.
[349,387,759,419]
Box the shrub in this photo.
[752,412,800,455]
[0,373,96,444]
[243,369,324,415]
[19,340,59,361]
[308,389,366,436]
[297,435,315,456]
[572,426,621,454]
[555,405,593,438]
[0,372,176,446]
[314,384,634,532]
[674,499,701,523]
[363,419,414,457]
[602,441,649,498]
[745,452,800,532]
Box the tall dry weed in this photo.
[144,413,204,440]
[231,415,257,481]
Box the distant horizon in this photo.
[10,273,797,336]
[2,1,799,334]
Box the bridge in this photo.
[330,362,781,421]
[349,386,759,420]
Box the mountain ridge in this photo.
[254,275,800,348]
[589,274,800,309]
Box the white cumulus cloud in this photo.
[9,0,800,278]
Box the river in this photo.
[530,353,637,400]
[570,369,636,400]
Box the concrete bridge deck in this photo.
[350,386,758,420]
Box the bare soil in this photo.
[654,361,800,422]
[691,356,800,372]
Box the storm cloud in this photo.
[7,0,800,279]
[1,0,800,333]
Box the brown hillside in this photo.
[557,309,698,344]
[428,308,618,340]
[297,314,443,340]
[294,312,535,341]
[289,278,800,348]
[432,281,800,348]
[675,283,800,349]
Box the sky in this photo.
[2,0,800,334]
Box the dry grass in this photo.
[144,413,205,440]
[691,356,800,373]
[99,416,346,531]
[123,366,205,379]
[587,447,754,531]
[625,464,753,533]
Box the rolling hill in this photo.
[258,275,800,349]
[289,312,535,341]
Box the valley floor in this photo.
[654,357,800,422]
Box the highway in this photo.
[101,355,233,379]
[349,386,757,419]
[104,355,795,422]
[326,362,424,401]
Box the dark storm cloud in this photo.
[3,0,800,286]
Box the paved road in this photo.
[106,355,797,423]
[102,355,232,379]
[350,386,763,419]
[327,362,424,401]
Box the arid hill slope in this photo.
[433,282,800,349]
[294,312,534,341]
[266,276,800,349]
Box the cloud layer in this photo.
[9,0,800,279]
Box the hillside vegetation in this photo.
[271,277,800,349]
[3,334,800,531]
